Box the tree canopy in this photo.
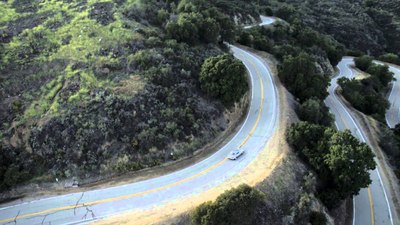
[288,122,376,208]
[298,98,334,126]
[199,54,248,105]
[278,52,330,102]
[192,184,265,225]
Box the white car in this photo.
[228,148,245,160]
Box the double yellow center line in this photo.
[0,50,267,224]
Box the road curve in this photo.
[385,63,400,128]
[244,15,277,29]
[325,57,397,225]
[0,46,279,225]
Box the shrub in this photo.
[379,53,400,65]
[199,54,248,105]
[366,64,394,88]
[298,98,334,126]
[309,211,327,225]
[278,52,329,102]
[191,184,265,225]
[288,122,376,208]
[338,77,390,119]
[354,55,374,71]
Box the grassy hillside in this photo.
[0,0,246,190]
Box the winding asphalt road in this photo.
[385,63,400,128]
[244,15,277,29]
[325,57,397,225]
[0,45,279,224]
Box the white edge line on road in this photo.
[335,61,394,225]
[240,47,278,133]
[384,62,396,128]
[0,45,258,212]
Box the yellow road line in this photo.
[368,187,375,225]
[0,50,267,224]
[239,59,264,148]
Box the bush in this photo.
[192,184,265,225]
[288,122,376,208]
[354,55,374,71]
[338,77,390,119]
[366,64,394,87]
[278,52,329,102]
[199,54,248,105]
[298,98,334,126]
[379,53,400,65]
[275,5,297,22]
[309,211,327,225]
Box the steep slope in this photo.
[260,0,400,55]
[0,0,241,191]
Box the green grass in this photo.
[0,2,18,24]
[3,0,147,122]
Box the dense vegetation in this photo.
[0,0,247,190]
[236,14,344,105]
[298,98,334,127]
[199,54,247,105]
[261,0,400,56]
[191,181,328,225]
[338,55,393,120]
[389,125,400,178]
[288,122,376,208]
[378,124,400,180]
[192,184,265,225]
[378,53,400,66]
[278,53,330,103]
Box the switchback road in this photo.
[0,46,279,225]
[325,57,397,225]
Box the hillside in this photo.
[0,0,247,190]
[262,0,400,55]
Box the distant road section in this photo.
[325,57,396,225]
[244,15,276,29]
[385,64,400,128]
[0,46,279,225]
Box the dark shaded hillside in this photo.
[261,0,400,55]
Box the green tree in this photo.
[166,12,202,44]
[338,77,390,119]
[324,131,376,198]
[354,55,374,71]
[366,64,394,87]
[298,98,334,126]
[288,122,376,208]
[200,17,220,43]
[199,54,248,105]
[275,4,297,22]
[192,184,265,225]
[278,52,329,102]
[216,14,236,43]
[379,53,400,65]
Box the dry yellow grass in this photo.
[113,75,145,97]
